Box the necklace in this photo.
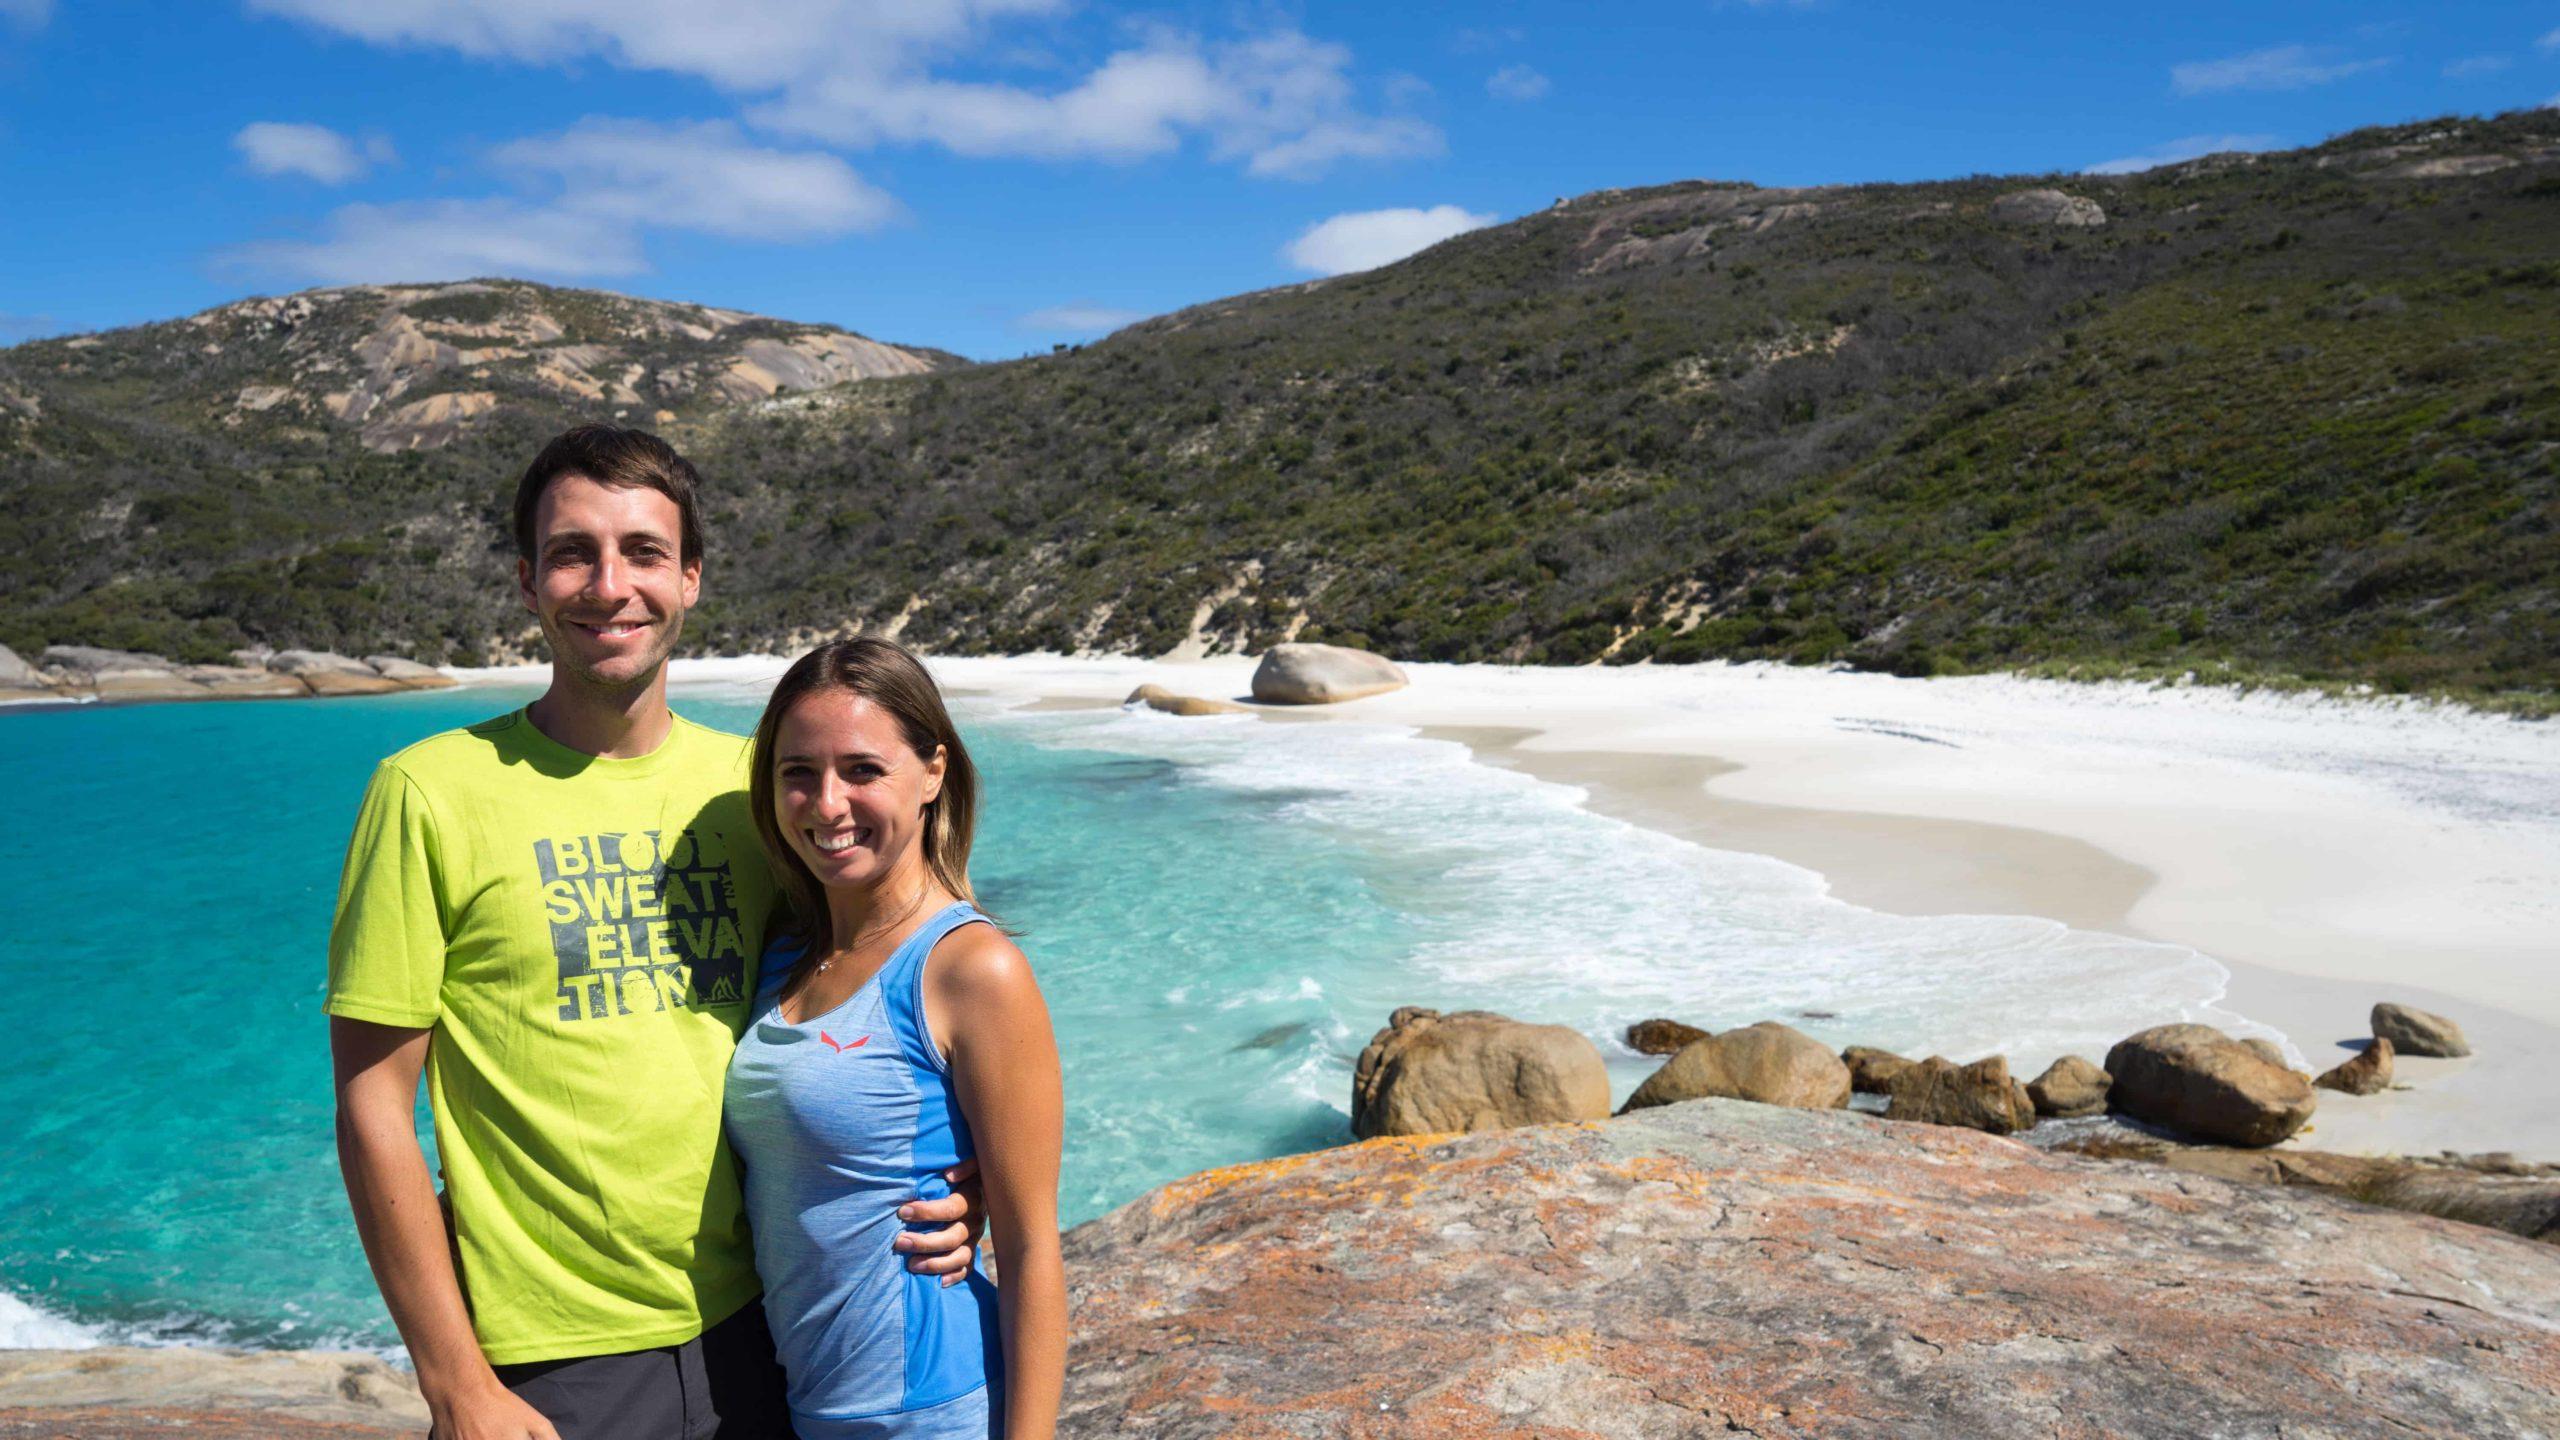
[810,884,934,976]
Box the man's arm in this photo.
[332,1017,560,1440]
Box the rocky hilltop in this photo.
[17,278,949,454]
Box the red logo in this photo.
[819,1031,870,1054]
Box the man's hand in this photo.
[427,1376,562,1440]
[893,1156,988,1286]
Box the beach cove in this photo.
[3,652,2553,1362]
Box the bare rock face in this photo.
[1989,188,2107,227]
[1059,1099,2560,1438]
[1884,1055,2035,1135]
[1625,1018,1710,1055]
[2105,1023,2317,1146]
[2026,1053,2111,1117]
[1124,683,1246,716]
[363,655,454,687]
[1249,643,1408,705]
[0,642,39,686]
[2374,1002,2472,1058]
[1622,1021,1850,1113]
[1841,1044,1914,1094]
[180,664,310,699]
[2317,1036,2396,1095]
[267,650,404,696]
[1350,1007,1610,1139]
[264,649,375,677]
[0,1346,426,1436]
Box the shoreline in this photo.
[136,649,2560,1161]
[880,653,2560,1162]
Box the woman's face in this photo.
[771,687,946,897]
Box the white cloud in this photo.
[1284,204,1496,277]
[2083,132,2280,176]
[248,0,1435,179]
[2171,44,2388,95]
[222,198,646,284]
[1486,64,1549,101]
[233,122,391,184]
[491,118,901,239]
[2540,26,2560,52]
[1014,302,1145,335]
[756,28,1438,178]
[225,119,897,283]
[2442,54,2512,79]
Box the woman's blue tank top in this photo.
[723,902,1002,1439]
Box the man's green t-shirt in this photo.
[326,708,776,1365]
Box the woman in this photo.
[724,638,1065,1440]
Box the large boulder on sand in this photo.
[1884,1055,2035,1134]
[1351,1007,1609,1139]
[0,643,40,686]
[1125,683,1245,717]
[2373,1002,2471,1058]
[1621,1021,1850,1113]
[2027,1054,2112,1117]
[1842,1045,1914,1094]
[1249,643,1408,705]
[2105,1024,2316,1147]
[1990,188,2107,227]
[1624,1018,1710,1055]
[1059,1099,2560,1437]
[2317,1037,2396,1096]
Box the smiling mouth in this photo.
[810,828,871,855]
[573,620,647,640]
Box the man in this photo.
[329,426,982,1440]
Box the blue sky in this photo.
[2,1,2556,359]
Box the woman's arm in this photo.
[931,929,1066,1440]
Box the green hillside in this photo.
[3,112,2555,706]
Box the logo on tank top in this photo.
[819,1031,869,1054]
[534,827,749,1022]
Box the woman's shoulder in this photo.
[926,915,1033,995]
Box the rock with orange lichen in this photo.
[1058,1098,2560,1438]
[1350,1007,1610,1139]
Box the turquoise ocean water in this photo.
[0,675,2260,1353]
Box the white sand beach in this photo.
[470,653,2560,1162]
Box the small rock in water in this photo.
[2315,1037,2394,1096]
[1625,1018,1711,1055]
[2372,1002,2470,1058]
[1622,1021,1850,1113]
[1842,1045,1914,1095]
[1126,683,1248,716]
[1885,1055,2036,1135]
[1234,1022,1305,1052]
[1352,1007,1609,1139]
[1796,1009,1840,1020]
[2027,1054,2112,1118]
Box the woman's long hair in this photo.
[749,638,988,964]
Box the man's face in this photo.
[517,474,700,692]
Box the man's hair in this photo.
[512,425,706,564]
